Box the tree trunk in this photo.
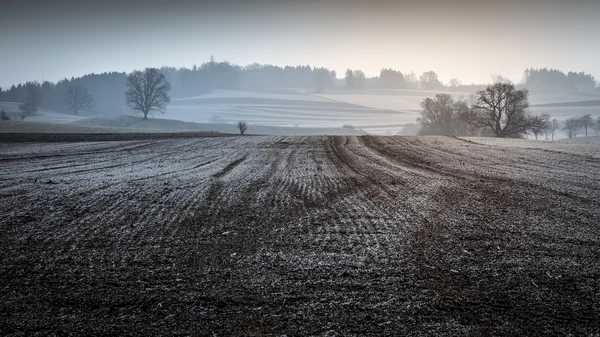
[143,112,148,120]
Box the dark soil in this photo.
[0,131,230,143]
[1,135,599,336]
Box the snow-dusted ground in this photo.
[559,135,600,144]
[529,91,600,105]
[166,90,411,134]
[315,89,471,111]
[1,135,599,335]
[465,137,600,157]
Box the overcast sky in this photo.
[1,0,599,88]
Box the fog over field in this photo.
[1,0,600,336]
[2,0,600,138]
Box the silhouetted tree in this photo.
[531,114,552,140]
[63,85,95,115]
[353,70,366,90]
[1,110,10,120]
[563,117,582,138]
[344,69,355,90]
[125,68,171,119]
[403,71,419,89]
[419,71,443,90]
[237,120,248,135]
[579,114,594,137]
[461,83,549,138]
[523,68,596,93]
[312,67,335,93]
[417,94,473,136]
[18,82,41,120]
[448,78,461,87]
[379,69,406,89]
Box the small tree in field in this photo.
[63,85,95,115]
[237,121,248,135]
[125,68,171,119]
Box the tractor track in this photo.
[1,135,599,336]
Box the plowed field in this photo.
[1,136,599,335]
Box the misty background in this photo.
[1,0,600,138]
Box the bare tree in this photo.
[461,83,549,138]
[18,82,41,121]
[579,114,594,137]
[531,114,551,140]
[353,70,366,90]
[419,71,443,90]
[125,68,171,119]
[404,71,419,89]
[563,117,582,138]
[237,120,248,135]
[417,94,471,136]
[448,78,461,88]
[63,85,95,115]
[344,69,355,90]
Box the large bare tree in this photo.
[63,85,95,115]
[462,83,549,138]
[125,68,171,119]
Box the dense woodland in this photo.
[0,57,599,116]
[522,68,597,93]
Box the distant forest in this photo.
[0,57,598,115]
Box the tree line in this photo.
[562,115,600,138]
[523,68,597,93]
[416,82,600,139]
[1,58,599,122]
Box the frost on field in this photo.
[1,135,599,335]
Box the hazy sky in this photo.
[1,0,599,88]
